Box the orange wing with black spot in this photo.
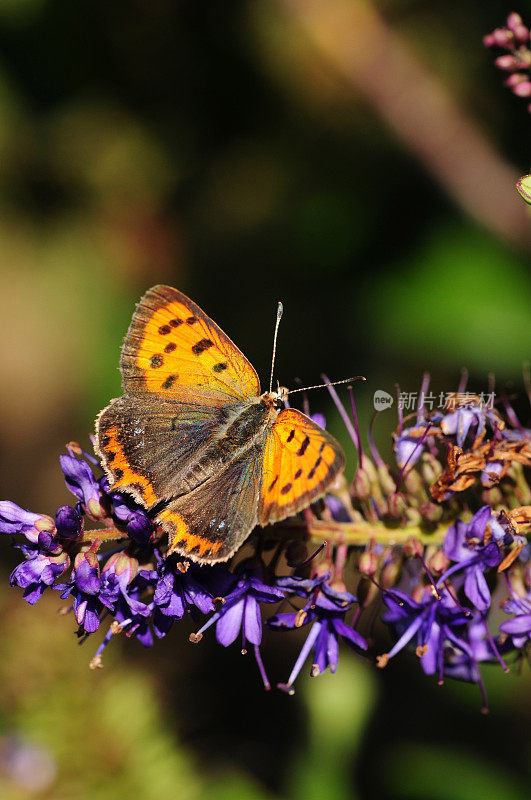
[259,408,345,524]
[120,285,260,403]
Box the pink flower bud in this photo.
[505,72,527,87]
[513,80,531,96]
[493,27,514,48]
[495,54,522,70]
[507,14,528,42]
[483,33,496,48]
[507,12,523,30]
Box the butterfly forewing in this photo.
[120,285,260,403]
[259,408,345,524]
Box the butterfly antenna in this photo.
[288,376,366,395]
[269,301,283,393]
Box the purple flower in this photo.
[394,425,429,469]
[60,455,105,519]
[111,570,155,648]
[443,614,510,685]
[440,403,500,447]
[10,545,70,605]
[500,592,531,648]
[441,507,501,612]
[0,501,54,544]
[381,587,472,681]
[195,561,284,650]
[142,554,215,638]
[269,576,366,693]
[57,546,103,633]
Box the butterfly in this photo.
[95,286,345,563]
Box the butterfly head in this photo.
[261,386,289,412]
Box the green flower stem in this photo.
[308,519,453,547]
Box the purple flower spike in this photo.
[55,505,83,540]
[0,501,54,544]
[59,455,104,518]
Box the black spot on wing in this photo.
[162,375,178,390]
[164,342,177,353]
[286,429,295,443]
[213,362,228,373]
[268,476,278,493]
[186,316,198,325]
[192,338,214,355]
[150,354,163,368]
[280,482,292,495]
[297,436,310,457]
[170,318,183,327]
[307,456,323,480]
[158,324,171,335]
[294,468,302,479]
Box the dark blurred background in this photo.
[0,1,530,798]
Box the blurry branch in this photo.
[278,0,531,248]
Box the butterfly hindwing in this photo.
[259,408,345,525]
[156,443,265,563]
[120,285,260,403]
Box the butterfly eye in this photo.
[273,397,286,411]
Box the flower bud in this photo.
[507,13,529,43]
[381,559,401,589]
[387,492,407,519]
[505,72,527,87]
[359,547,379,575]
[126,510,153,544]
[103,551,139,588]
[55,505,83,540]
[352,468,371,499]
[512,80,531,97]
[419,501,443,523]
[495,54,522,70]
[493,28,514,47]
[377,465,396,495]
[0,501,54,544]
[419,453,442,485]
[403,537,423,558]
[428,549,449,574]
[516,174,531,205]
[403,468,424,497]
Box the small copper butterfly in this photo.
[95,286,345,563]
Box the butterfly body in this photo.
[95,286,345,563]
